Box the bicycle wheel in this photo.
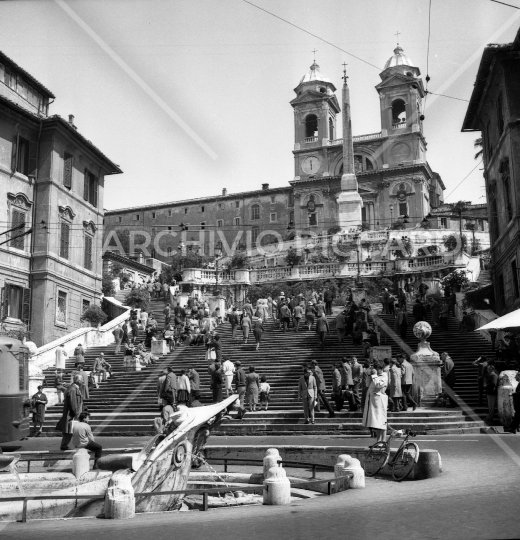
[364,442,389,477]
[391,442,419,482]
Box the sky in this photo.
[1,0,519,211]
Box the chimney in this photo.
[222,188,227,196]
[262,183,269,190]
[68,114,77,130]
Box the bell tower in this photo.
[290,59,340,181]
[376,45,427,167]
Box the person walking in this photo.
[412,299,427,323]
[121,320,129,347]
[259,375,271,411]
[161,367,177,405]
[293,303,304,332]
[176,369,191,406]
[472,356,489,406]
[351,356,363,410]
[72,412,102,468]
[484,361,499,424]
[245,366,260,412]
[112,325,123,355]
[188,367,201,406]
[388,358,404,411]
[162,280,170,301]
[157,369,167,406]
[298,366,317,424]
[140,309,149,330]
[323,287,334,316]
[394,306,408,340]
[305,302,317,331]
[163,304,172,328]
[439,301,449,331]
[241,313,252,344]
[441,352,457,407]
[310,359,335,417]
[211,363,224,403]
[252,317,264,351]
[341,357,356,411]
[331,363,344,411]
[316,313,329,349]
[336,310,346,342]
[381,288,390,314]
[130,318,139,344]
[56,375,84,450]
[362,360,389,443]
[222,356,236,397]
[233,361,247,418]
[73,343,85,368]
[228,307,239,340]
[31,385,47,436]
[55,344,68,370]
[280,302,291,333]
[401,355,417,411]
[55,369,67,404]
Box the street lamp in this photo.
[353,234,362,287]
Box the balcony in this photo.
[328,132,382,146]
[304,137,318,143]
[392,122,406,129]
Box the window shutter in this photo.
[91,176,98,208]
[64,154,73,188]
[84,235,93,270]
[28,141,38,178]
[0,286,6,319]
[60,222,70,259]
[11,134,19,172]
[21,287,31,325]
[83,169,89,201]
[10,210,25,250]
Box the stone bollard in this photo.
[334,454,365,491]
[104,469,135,519]
[263,466,291,506]
[72,448,90,479]
[263,448,281,477]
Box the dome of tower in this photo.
[300,61,331,84]
[383,46,415,70]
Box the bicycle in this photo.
[364,428,420,482]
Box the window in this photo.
[288,193,294,207]
[305,114,318,138]
[168,226,172,231]
[84,234,93,270]
[251,204,260,220]
[168,210,172,217]
[270,196,275,203]
[151,228,156,237]
[60,221,70,259]
[329,117,334,140]
[134,214,140,221]
[391,99,406,126]
[235,201,240,208]
[152,212,156,219]
[1,284,30,323]
[200,206,205,213]
[512,260,519,298]
[184,208,188,214]
[218,203,223,210]
[82,299,90,314]
[118,216,122,223]
[217,219,223,227]
[83,170,98,207]
[13,136,37,177]
[234,217,240,226]
[491,197,500,241]
[398,202,408,216]
[251,226,260,245]
[497,94,505,135]
[485,122,493,161]
[56,290,67,324]
[309,213,317,226]
[478,219,485,231]
[500,159,513,222]
[361,207,367,224]
[200,222,206,230]
[10,209,26,250]
[63,153,73,189]
[167,247,172,256]
[354,155,363,174]
[440,218,448,229]
[270,212,277,223]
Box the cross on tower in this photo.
[395,30,401,45]
[342,62,348,83]
[312,48,318,62]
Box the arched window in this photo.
[305,114,318,138]
[392,99,406,127]
[329,118,334,140]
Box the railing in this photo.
[299,263,339,277]
[392,122,406,129]
[328,132,382,145]
[3,457,348,522]
[250,266,292,283]
[408,255,444,269]
[304,136,318,143]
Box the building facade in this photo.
[0,51,122,346]
[104,46,445,260]
[462,28,520,315]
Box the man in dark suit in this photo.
[298,366,317,424]
[56,375,84,450]
[228,307,239,339]
[323,288,334,316]
[316,314,329,348]
[441,352,457,407]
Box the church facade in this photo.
[104,46,445,259]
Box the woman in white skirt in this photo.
[362,360,389,443]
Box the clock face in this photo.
[301,156,321,175]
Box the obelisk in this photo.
[337,64,363,232]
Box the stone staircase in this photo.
[40,297,491,437]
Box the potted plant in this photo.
[441,270,470,293]
[80,305,108,328]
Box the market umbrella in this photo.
[475,308,520,331]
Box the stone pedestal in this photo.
[410,322,442,405]
[151,340,167,356]
[263,448,281,477]
[263,466,291,505]
[498,370,518,427]
[72,449,90,479]
[370,346,392,362]
[334,454,365,492]
[104,469,135,519]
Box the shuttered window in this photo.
[64,153,73,189]
[83,169,98,207]
[12,136,37,177]
[84,234,93,270]
[60,221,70,259]
[56,290,67,323]
[10,209,26,250]
[0,283,30,323]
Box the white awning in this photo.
[476,309,520,331]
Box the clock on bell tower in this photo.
[290,60,341,181]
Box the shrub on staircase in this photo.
[80,305,108,327]
[102,272,116,296]
[125,288,151,311]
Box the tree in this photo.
[285,248,303,267]
[125,289,151,311]
[443,234,467,252]
[166,252,209,282]
[80,305,108,327]
[474,137,483,160]
[228,252,250,270]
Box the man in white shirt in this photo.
[55,344,68,370]
[222,356,236,397]
[72,412,102,467]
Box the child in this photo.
[259,375,271,411]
